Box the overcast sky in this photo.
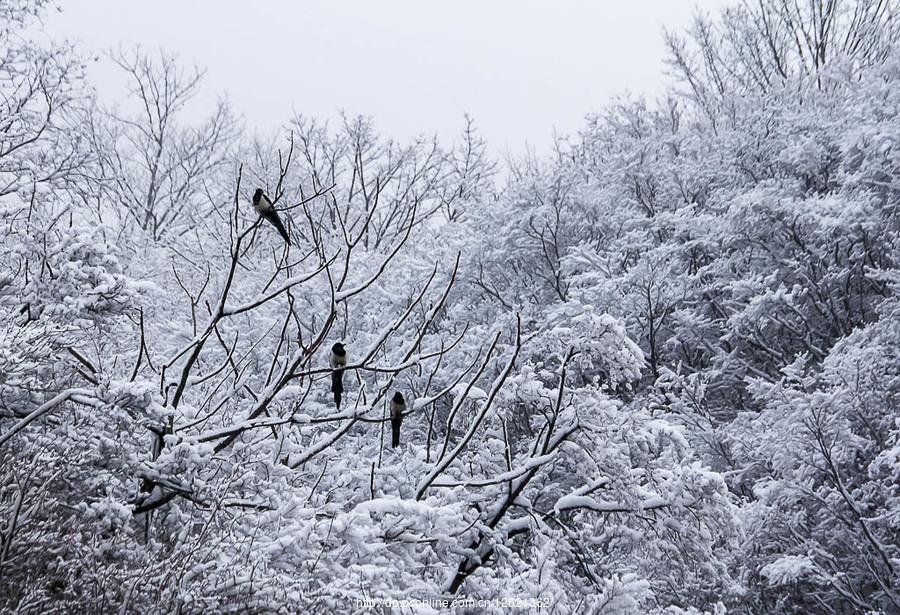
[42,0,732,155]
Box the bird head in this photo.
[332,342,345,356]
[252,188,264,204]
[392,391,405,405]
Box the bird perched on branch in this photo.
[390,391,405,448]
[330,342,347,409]
[252,188,291,245]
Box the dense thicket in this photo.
[1,1,898,613]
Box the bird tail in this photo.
[266,210,291,245]
[331,368,344,409]
[391,417,401,448]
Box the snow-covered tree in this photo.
[3,0,900,612]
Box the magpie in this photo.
[390,391,405,448]
[252,188,291,245]
[330,342,347,409]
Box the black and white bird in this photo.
[330,342,347,409]
[390,391,405,448]
[252,188,291,245]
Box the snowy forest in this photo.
[2,0,900,612]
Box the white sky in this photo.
[42,0,732,155]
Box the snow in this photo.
[450,383,488,400]
[760,555,818,585]
[6,4,900,613]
